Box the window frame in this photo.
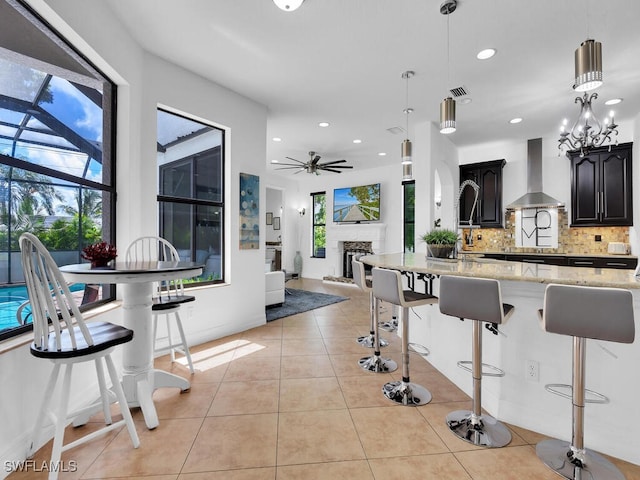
[311,191,326,258]
[156,108,225,286]
[402,180,415,253]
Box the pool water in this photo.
[0,284,84,331]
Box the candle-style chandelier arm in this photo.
[557,92,618,156]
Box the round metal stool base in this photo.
[446,410,512,448]
[379,321,397,332]
[536,439,625,480]
[383,381,432,406]
[357,334,388,348]
[358,355,397,373]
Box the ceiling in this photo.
[104,0,640,175]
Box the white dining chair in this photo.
[19,233,139,480]
[125,236,195,373]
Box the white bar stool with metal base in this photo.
[536,284,635,480]
[353,259,389,350]
[352,260,397,373]
[372,267,438,405]
[438,275,514,448]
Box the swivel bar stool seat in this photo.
[439,275,514,448]
[352,260,397,373]
[373,267,438,405]
[353,259,388,349]
[536,284,635,480]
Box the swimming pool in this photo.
[0,284,85,331]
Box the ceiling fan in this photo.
[273,151,353,174]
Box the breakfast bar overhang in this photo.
[360,252,640,465]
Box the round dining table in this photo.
[60,260,203,429]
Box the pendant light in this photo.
[273,0,304,12]
[401,70,414,181]
[439,0,457,135]
[573,0,602,92]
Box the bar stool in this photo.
[372,267,438,405]
[536,284,635,480]
[352,259,389,349]
[352,260,396,373]
[438,275,514,447]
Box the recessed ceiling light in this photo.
[509,117,523,124]
[378,152,387,156]
[477,48,496,60]
[605,98,623,105]
[353,139,362,144]
[270,160,279,163]
[272,137,282,142]
[459,98,472,105]
[318,122,330,127]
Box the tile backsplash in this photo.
[460,209,630,255]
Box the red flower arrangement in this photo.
[82,241,117,268]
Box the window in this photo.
[157,108,224,284]
[0,1,116,341]
[311,191,326,258]
[403,181,415,253]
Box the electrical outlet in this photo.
[526,360,539,382]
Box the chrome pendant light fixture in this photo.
[440,0,457,134]
[573,39,602,92]
[273,0,304,12]
[401,70,414,180]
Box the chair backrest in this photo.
[541,283,635,343]
[372,267,404,306]
[351,259,371,293]
[19,233,93,351]
[439,275,507,324]
[126,236,184,298]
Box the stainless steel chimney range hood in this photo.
[506,138,564,210]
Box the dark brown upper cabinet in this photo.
[459,159,506,228]
[568,143,633,226]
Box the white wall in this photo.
[291,163,402,280]
[1,0,268,472]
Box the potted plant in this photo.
[82,241,117,268]
[420,228,459,259]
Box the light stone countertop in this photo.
[460,250,637,259]
[360,252,640,289]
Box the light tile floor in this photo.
[9,278,640,479]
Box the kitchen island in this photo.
[360,252,640,465]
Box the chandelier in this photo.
[558,92,618,157]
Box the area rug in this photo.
[266,288,348,322]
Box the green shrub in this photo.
[420,228,459,245]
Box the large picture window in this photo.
[0,1,116,341]
[312,191,326,258]
[157,108,224,284]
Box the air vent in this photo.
[449,85,469,98]
[386,126,405,135]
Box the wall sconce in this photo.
[298,207,306,216]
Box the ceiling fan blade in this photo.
[275,162,308,167]
[285,157,306,165]
[319,159,347,166]
[321,167,344,173]
[311,155,321,165]
[323,165,353,169]
[275,165,306,170]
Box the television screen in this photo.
[333,183,381,223]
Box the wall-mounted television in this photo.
[333,183,381,223]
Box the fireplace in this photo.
[325,222,386,280]
[342,241,373,278]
